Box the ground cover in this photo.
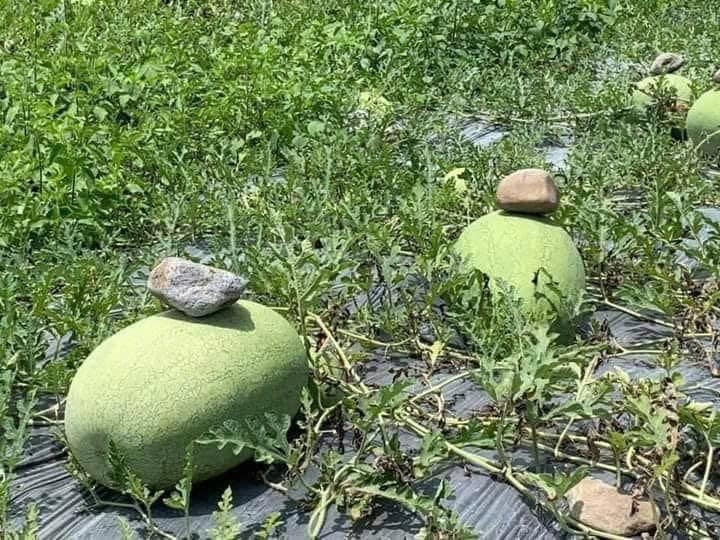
[2,0,720,538]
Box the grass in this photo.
[2,0,720,538]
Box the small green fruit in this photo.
[454,177,468,195]
[65,301,308,489]
[358,91,391,117]
[454,211,585,332]
[686,88,720,156]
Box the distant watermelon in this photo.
[454,211,585,333]
[631,74,693,110]
[358,90,391,117]
[65,301,308,489]
[686,88,720,156]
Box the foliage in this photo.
[2,0,720,538]
[208,487,243,540]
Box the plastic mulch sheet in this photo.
[9,298,720,539]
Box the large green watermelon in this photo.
[454,211,586,332]
[65,300,308,489]
[686,88,720,156]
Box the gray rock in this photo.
[649,52,685,75]
[566,477,658,536]
[713,68,720,85]
[147,257,247,317]
[496,168,559,214]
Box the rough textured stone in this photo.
[713,68,720,85]
[148,257,247,317]
[496,169,559,214]
[566,478,658,536]
[649,52,685,75]
[64,300,308,489]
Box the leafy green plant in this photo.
[208,487,243,540]
[3,0,720,538]
[163,449,194,540]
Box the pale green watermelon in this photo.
[65,301,307,489]
[686,88,720,156]
[358,90,392,117]
[631,74,693,110]
[454,211,585,331]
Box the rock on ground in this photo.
[147,257,248,317]
[649,52,685,75]
[566,477,658,536]
[496,168,559,214]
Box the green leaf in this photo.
[93,106,108,121]
[208,487,242,540]
[523,466,589,501]
[125,183,144,195]
[162,447,193,513]
[451,419,497,449]
[256,512,283,540]
[307,120,325,136]
[196,413,292,464]
[413,433,447,478]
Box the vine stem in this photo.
[699,441,714,503]
[458,106,633,127]
[398,412,630,540]
[694,128,720,154]
[336,328,413,348]
[682,459,705,482]
[260,471,289,494]
[628,448,720,512]
[598,298,675,329]
[408,368,482,404]
[612,348,664,357]
[90,493,176,540]
[553,355,600,457]
[312,401,342,436]
[397,412,502,473]
[529,440,634,477]
[32,399,66,419]
[28,418,64,426]
[307,312,368,392]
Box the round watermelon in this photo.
[631,74,693,110]
[686,88,720,156]
[65,300,308,489]
[454,211,586,333]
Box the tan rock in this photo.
[649,52,685,75]
[496,168,559,214]
[566,477,658,536]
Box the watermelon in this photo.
[686,88,720,156]
[64,300,308,489]
[454,211,586,333]
[631,74,693,110]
